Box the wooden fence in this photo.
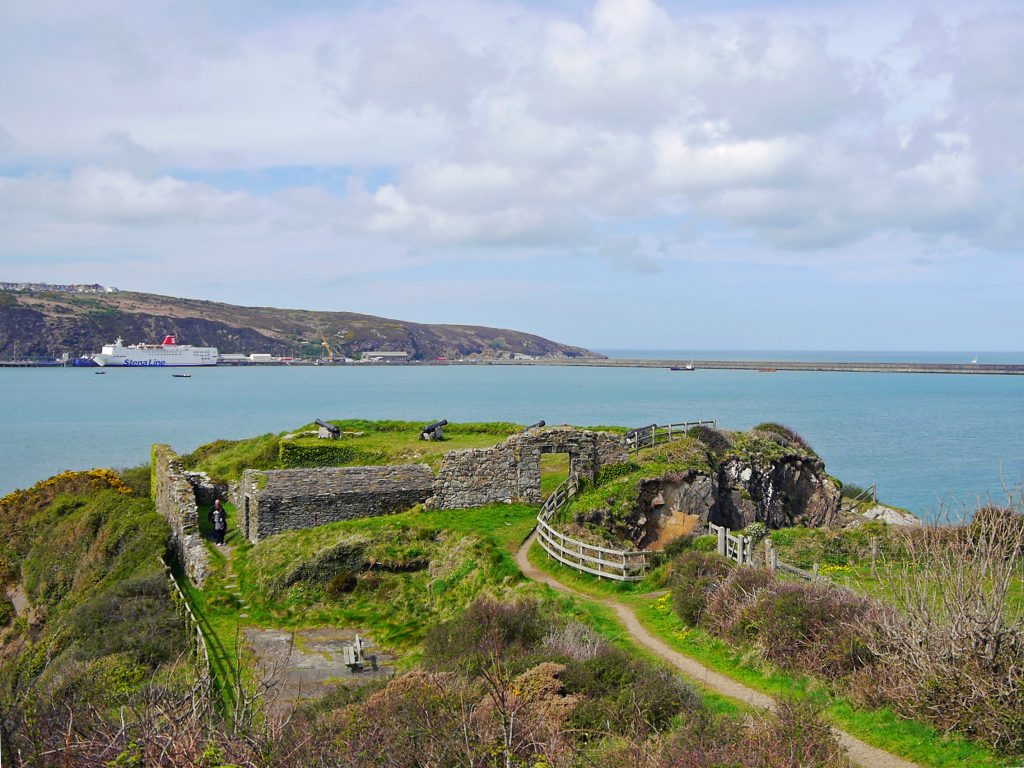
[624,420,717,454]
[708,522,754,565]
[159,555,212,683]
[709,523,820,580]
[536,417,719,581]
[536,473,657,581]
[840,483,878,513]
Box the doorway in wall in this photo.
[540,452,571,499]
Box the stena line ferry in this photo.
[91,335,218,367]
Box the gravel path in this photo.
[515,532,921,768]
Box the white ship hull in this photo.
[92,336,218,367]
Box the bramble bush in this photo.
[668,550,732,625]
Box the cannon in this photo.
[525,420,546,431]
[625,423,657,439]
[420,419,448,441]
[316,418,341,439]
[625,423,658,453]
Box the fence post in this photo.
[812,563,820,581]
[716,526,726,556]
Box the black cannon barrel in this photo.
[625,423,657,438]
[422,419,448,434]
[525,420,546,430]
[315,418,341,435]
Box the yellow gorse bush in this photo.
[0,468,134,507]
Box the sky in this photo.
[1,0,1022,351]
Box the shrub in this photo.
[702,567,774,640]
[423,597,547,672]
[0,594,15,626]
[741,521,769,545]
[862,503,1024,751]
[335,671,469,768]
[687,425,733,453]
[562,646,701,735]
[753,423,818,456]
[840,482,867,500]
[117,464,152,497]
[742,582,874,678]
[668,550,732,625]
[66,574,186,668]
[742,696,851,767]
[692,534,717,552]
[662,534,694,559]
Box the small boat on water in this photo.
[94,371,106,375]
[172,373,192,378]
[670,362,696,371]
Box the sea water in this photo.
[1,362,1022,518]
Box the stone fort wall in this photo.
[154,426,630,569]
[152,444,211,587]
[428,427,628,509]
[239,464,435,543]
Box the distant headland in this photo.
[0,283,599,363]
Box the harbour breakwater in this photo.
[482,358,1024,375]
[3,356,1024,374]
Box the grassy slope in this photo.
[4,289,598,359]
[171,421,1018,762]
[526,543,1013,768]
[0,472,190,712]
[183,420,524,480]
[187,502,539,680]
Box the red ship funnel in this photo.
[162,335,177,346]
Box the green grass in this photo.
[182,420,526,481]
[563,437,712,523]
[526,541,1014,768]
[540,453,570,498]
[192,503,539,677]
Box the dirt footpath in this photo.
[515,533,921,768]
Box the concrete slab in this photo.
[244,627,394,714]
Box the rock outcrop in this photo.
[715,454,840,529]
[575,447,842,551]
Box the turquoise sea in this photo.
[2,357,1022,518]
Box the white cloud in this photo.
[0,0,1021,284]
[0,168,263,225]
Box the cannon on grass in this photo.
[525,420,546,431]
[420,419,448,441]
[316,418,341,439]
[625,423,657,452]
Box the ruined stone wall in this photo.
[428,427,628,510]
[241,464,434,543]
[152,444,211,587]
[428,441,523,509]
[595,432,629,469]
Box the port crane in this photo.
[319,331,338,363]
